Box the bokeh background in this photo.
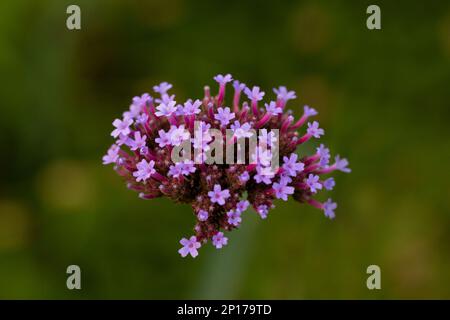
[0,0,449,299]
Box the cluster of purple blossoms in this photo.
[103,74,350,258]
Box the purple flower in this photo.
[306,174,322,193]
[322,198,337,219]
[155,93,175,105]
[130,131,147,151]
[239,171,250,183]
[227,210,242,226]
[254,165,275,184]
[334,155,351,173]
[153,82,173,95]
[233,80,246,91]
[192,134,212,152]
[208,184,230,205]
[111,118,133,138]
[136,113,149,125]
[265,101,282,115]
[192,121,212,151]
[139,146,149,155]
[174,104,184,116]
[272,180,294,201]
[303,105,318,117]
[197,210,208,222]
[170,126,190,146]
[279,174,292,185]
[155,100,177,117]
[183,99,202,115]
[125,95,149,120]
[194,152,208,164]
[214,74,233,85]
[155,129,172,148]
[317,144,330,167]
[129,94,151,117]
[282,153,304,177]
[169,125,190,146]
[178,236,201,258]
[273,86,296,101]
[116,134,132,146]
[251,146,273,167]
[168,164,183,178]
[169,160,196,178]
[230,121,253,139]
[244,86,265,101]
[307,121,324,138]
[214,107,235,126]
[323,177,335,190]
[258,129,277,148]
[197,121,211,132]
[133,159,156,182]
[257,205,269,219]
[212,232,228,249]
[180,159,196,175]
[102,144,120,165]
[236,200,250,213]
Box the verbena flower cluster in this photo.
[103,74,350,258]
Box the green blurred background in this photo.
[0,0,449,299]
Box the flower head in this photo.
[103,75,350,258]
